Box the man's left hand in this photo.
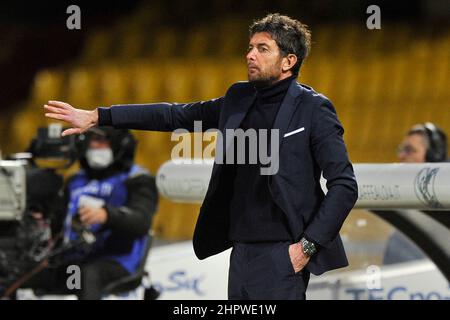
[288,242,310,274]
[78,206,108,226]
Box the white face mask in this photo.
[85,148,114,169]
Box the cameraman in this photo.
[21,127,158,299]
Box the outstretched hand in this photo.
[44,100,98,136]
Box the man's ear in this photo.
[282,54,298,72]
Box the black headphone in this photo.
[422,122,448,162]
[114,132,137,164]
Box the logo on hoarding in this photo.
[414,167,442,209]
[346,285,450,300]
[153,270,205,296]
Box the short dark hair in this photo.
[249,13,312,76]
[408,123,448,162]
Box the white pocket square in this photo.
[284,127,305,138]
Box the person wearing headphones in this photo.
[383,122,448,264]
[19,127,158,299]
[397,122,448,163]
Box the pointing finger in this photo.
[44,104,69,115]
[48,100,72,109]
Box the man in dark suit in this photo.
[44,13,358,299]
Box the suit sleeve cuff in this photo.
[97,107,112,126]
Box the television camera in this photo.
[0,124,78,296]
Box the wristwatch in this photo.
[300,237,317,257]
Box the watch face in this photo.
[301,238,316,256]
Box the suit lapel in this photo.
[272,81,303,148]
[264,81,303,176]
[211,90,256,177]
[224,81,303,150]
[224,93,256,130]
[212,81,303,177]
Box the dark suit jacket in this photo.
[101,80,359,275]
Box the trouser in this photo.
[20,259,129,300]
[228,241,310,300]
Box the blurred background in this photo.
[0,0,449,275]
